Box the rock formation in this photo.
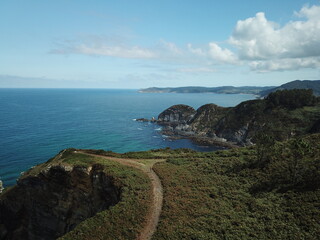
[0,163,120,240]
[157,104,196,124]
[156,92,320,146]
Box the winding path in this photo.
[80,152,164,240]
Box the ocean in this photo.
[0,89,255,186]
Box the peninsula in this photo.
[139,80,320,97]
[139,89,320,147]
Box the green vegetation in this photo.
[151,134,320,239]
[214,90,320,142]
[260,80,320,97]
[266,89,318,109]
[53,150,153,240]
[140,80,320,97]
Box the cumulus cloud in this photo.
[187,43,206,56]
[249,58,320,72]
[183,5,320,72]
[208,42,237,63]
[227,5,320,71]
[51,5,320,72]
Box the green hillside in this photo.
[260,80,320,97]
[152,134,320,239]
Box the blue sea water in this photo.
[0,89,255,186]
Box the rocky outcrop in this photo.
[189,104,228,136]
[155,94,320,146]
[158,104,196,124]
[0,163,120,240]
[135,117,157,122]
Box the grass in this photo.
[29,150,153,240]
[3,133,320,239]
[60,152,150,240]
[151,135,320,239]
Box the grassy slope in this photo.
[4,135,320,239]
[40,150,153,240]
[151,135,320,240]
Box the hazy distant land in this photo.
[139,80,320,97]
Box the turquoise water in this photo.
[0,89,255,186]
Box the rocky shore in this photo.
[136,90,320,147]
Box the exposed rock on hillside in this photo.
[0,163,120,240]
[189,104,229,136]
[158,104,196,124]
[156,90,320,146]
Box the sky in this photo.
[0,0,320,88]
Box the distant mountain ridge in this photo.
[139,86,274,95]
[139,80,320,96]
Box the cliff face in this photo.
[158,104,196,124]
[157,95,320,146]
[0,163,120,240]
[189,104,229,136]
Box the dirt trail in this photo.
[80,152,163,240]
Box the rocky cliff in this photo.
[158,104,196,124]
[0,151,120,240]
[156,90,320,146]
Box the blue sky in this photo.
[1,0,320,88]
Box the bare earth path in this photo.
[80,152,164,240]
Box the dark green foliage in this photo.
[260,79,320,97]
[153,134,320,239]
[266,89,317,109]
[213,89,320,144]
[251,135,320,193]
[309,119,320,133]
[254,132,275,167]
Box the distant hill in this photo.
[140,80,320,97]
[139,86,274,95]
[260,80,320,97]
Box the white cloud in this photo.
[52,38,184,60]
[208,42,237,63]
[51,5,320,72]
[177,67,215,73]
[250,58,320,72]
[187,43,206,56]
[74,44,155,59]
[227,5,320,71]
[158,40,182,55]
